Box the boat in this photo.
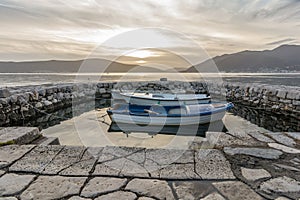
[111,91,211,106]
[107,102,234,125]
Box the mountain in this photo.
[0,59,165,73]
[186,45,300,73]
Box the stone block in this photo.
[286,91,299,100]
[293,100,300,106]
[260,176,300,193]
[81,177,127,198]
[247,131,274,143]
[43,146,85,175]
[241,167,271,181]
[137,197,156,200]
[263,132,296,147]
[0,89,11,98]
[172,181,217,200]
[95,191,137,200]
[0,197,18,200]
[0,127,41,145]
[59,148,97,176]
[195,149,235,179]
[68,197,91,200]
[0,173,35,196]
[0,145,35,168]
[9,145,64,173]
[213,181,264,200]
[274,163,300,172]
[125,179,174,200]
[284,132,300,140]
[277,90,287,98]
[201,193,225,200]
[98,146,143,163]
[224,147,283,159]
[20,176,86,200]
[159,164,199,179]
[268,143,300,154]
[204,132,255,148]
[146,149,194,165]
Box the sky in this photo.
[0,0,300,66]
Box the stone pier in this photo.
[0,128,299,199]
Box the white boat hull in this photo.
[109,111,225,125]
[112,91,211,105]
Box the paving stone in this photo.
[0,173,35,196]
[0,197,18,200]
[260,176,300,193]
[0,171,4,177]
[213,181,264,200]
[0,127,41,145]
[98,146,143,163]
[9,145,64,173]
[263,132,296,147]
[59,150,97,176]
[227,130,253,140]
[137,197,156,200]
[290,158,300,165]
[146,149,194,165]
[85,147,103,159]
[241,167,271,181]
[43,146,86,174]
[60,159,96,176]
[81,177,127,198]
[68,196,91,200]
[0,145,35,168]
[20,176,86,200]
[268,143,300,154]
[224,147,283,159]
[95,191,137,200]
[284,132,300,141]
[143,159,161,178]
[274,164,300,172]
[160,164,199,179]
[247,131,275,143]
[275,197,292,200]
[201,192,226,200]
[93,161,121,176]
[172,181,216,200]
[119,158,149,177]
[204,132,258,148]
[126,150,146,164]
[195,149,235,179]
[125,178,174,200]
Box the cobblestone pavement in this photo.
[0,129,300,200]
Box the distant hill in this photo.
[0,59,165,73]
[186,45,300,73]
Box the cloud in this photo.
[0,0,299,62]
[266,38,297,46]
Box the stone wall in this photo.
[0,83,113,126]
[208,82,300,131]
[0,81,299,131]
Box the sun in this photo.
[126,50,155,59]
